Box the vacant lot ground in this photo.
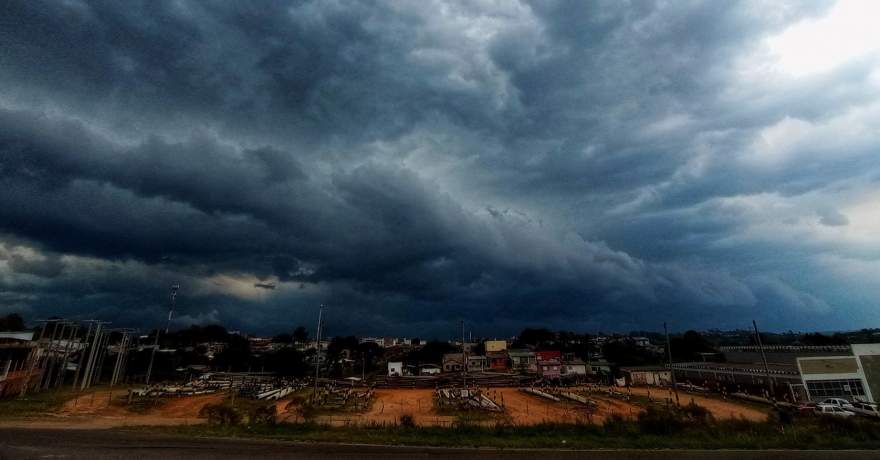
[1,388,227,429]
[1,385,768,429]
[499,387,642,425]
[620,386,769,421]
[299,388,457,427]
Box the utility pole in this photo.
[72,321,94,389]
[664,322,680,405]
[146,284,179,385]
[313,304,324,400]
[41,320,62,390]
[753,320,775,404]
[20,321,49,397]
[166,284,180,334]
[56,323,77,388]
[92,331,112,386]
[461,320,467,390]
[111,331,132,386]
[81,322,106,391]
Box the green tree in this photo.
[670,330,716,362]
[262,347,308,377]
[405,341,457,365]
[0,313,25,331]
[213,335,252,372]
[514,328,556,348]
[292,326,309,344]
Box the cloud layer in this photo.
[2,0,879,336]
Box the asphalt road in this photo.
[1,428,879,460]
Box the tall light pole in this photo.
[166,284,180,334]
[146,284,179,385]
[461,320,467,390]
[753,320,775,404]
[313,304,324,399]
[664,322,680,405]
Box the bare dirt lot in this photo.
[1,389,227,429]
[495,387,642,425]
[621,386,769,421]
[1,385,768,429]
[299,388,457,427]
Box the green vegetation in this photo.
[0,313,25,331]
[148,412,880,449]
[0,388,76,418]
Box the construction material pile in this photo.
[436,388,503,412]
[375,372,535,388]
[519,386,600,409]
[239,378,307,400]
[312,383,374,411]
[132,373,306,399]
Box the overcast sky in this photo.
[2,0,879,337]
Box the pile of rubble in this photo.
[131,373,306,400]
[436,388,503,412]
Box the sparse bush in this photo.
[398,413,416,428]
[679,401,713,423]
[602,413,632,435]
[816,414,880,440]
[768,407,794,425]
[287,395,317,422]
[249,404,277,425]
[199,403,241,426]
[637,406,685,434]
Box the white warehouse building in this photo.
[797,344,880,403]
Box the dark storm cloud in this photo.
[1,0,878,334]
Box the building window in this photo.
[805,379,866,398]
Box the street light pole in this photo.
[664,322,680,406]
[753,320,775,404]
[146,284,179,385]
[313,304,324,400]
[461,320,467,390]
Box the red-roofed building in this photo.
[535,350,561,362]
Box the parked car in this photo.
[814,403,855,417]
[821,398,856,410]
[850,401,880,418]
[797,402,817,414]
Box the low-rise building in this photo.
[538,359,562,378]
[387,361,404,376]
[589,358,612,374]
[508,349,537,373]
[536,350,561,362]
[467,355,487,372]
[359,337,385,347]
[562,359,588,376]
[621,366,672,386]
[486,351,509,370]
[0,331,41,397]
[797,344,880,403]
[485,340,507,353]
[419,364,441,375]
[443,353,464,372]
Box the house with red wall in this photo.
[535,350,561,362]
